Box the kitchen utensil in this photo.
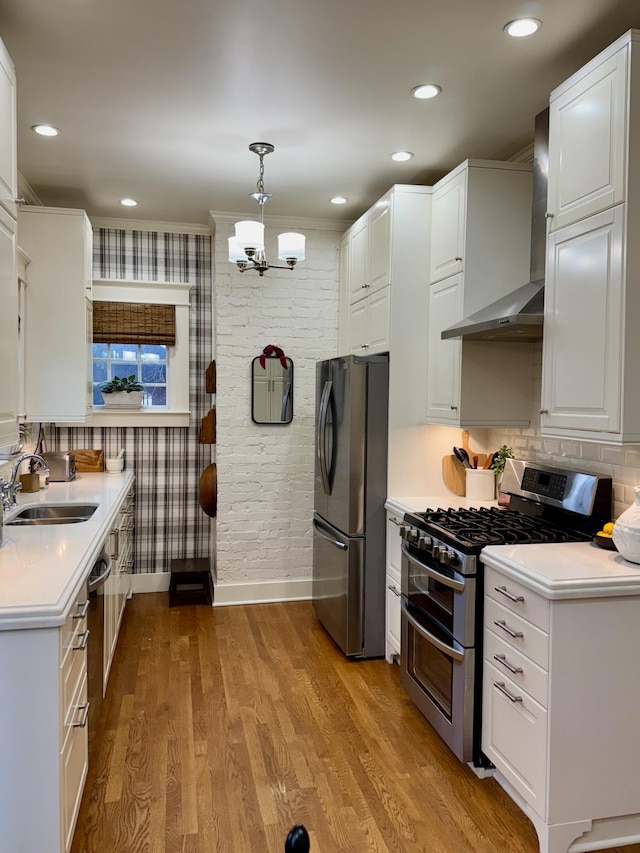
[73,449,104,473]
[116,448,125,459]
[105,458,124,473]
[482,455,493,469]
[453,447,472,468]
[199,463,217,517]
[442,455,466,496]
[472,455,478,469]
[461,430,489,468]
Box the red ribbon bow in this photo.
[259,345,288,369]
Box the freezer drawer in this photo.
[312,514,364,657]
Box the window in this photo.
[93,343,168,406]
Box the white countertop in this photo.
[482,540,640,600]
[0,471,134,630]
[385,495,499,516]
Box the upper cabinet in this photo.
[541,30,640,443]
[546,40,628,233]
[0,37,18,452]
[340,185,430,356]
[19,206,94,424]
[0,38,17,220]
[426,160,534,427]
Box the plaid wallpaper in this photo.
[47,228,213,573]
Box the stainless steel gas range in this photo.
[399,460,612,766]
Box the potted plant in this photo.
[491,444,514,506]
[99,375,144,409]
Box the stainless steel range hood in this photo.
[441,108,549,343]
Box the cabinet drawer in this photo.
[485,597,549,671]
[484,629,548,708]
[61,640,87,728]
[485,567,549,631]
[386,514,402,574]
[59,583,89,666]
[385,571,401,659]
[482,660,548,814]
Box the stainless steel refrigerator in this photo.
[312,354,389,658]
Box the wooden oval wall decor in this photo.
[199,463,217,517]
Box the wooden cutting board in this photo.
[74,449,105,472]
[442,455,466,496]
[460,430,489,469]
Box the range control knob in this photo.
[440,549,456,566]
[399,526,409,540]
[408,528,419,543]
[418,535,428,549]
[431,545,442,560]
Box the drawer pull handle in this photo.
[494,619,523,639]
[74,599,90,619]
[72,701,90,728]
[493,653,523,675]
[387,584,400,597]
[495,585,524,603]
[73,629,90,651]
[493,681,523,703]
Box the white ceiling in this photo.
[1,0,639,226]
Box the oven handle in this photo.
[402,603,464,662]
[401,544,465,593]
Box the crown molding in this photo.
[17,172,43,206]
[508,141,534,165]
[90,216,212,235]
[208,210,352,233]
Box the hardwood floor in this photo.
[72,595,639,853]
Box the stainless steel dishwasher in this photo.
[87,551,111,758]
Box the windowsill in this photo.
[60,408,191,428]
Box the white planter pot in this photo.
[100,390,143,409]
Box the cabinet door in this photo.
[368,200,391,293]
[426,276,462,423]
[0,38,16,219]
[348,297,369,354]
[385,513,402,663]
[429,171,466,283]
[367,286,390,354]
[350,218,368,302]
[0,206,17,450]
[337,234,351,355]
[541,207,623,433]
[548,47,627,232]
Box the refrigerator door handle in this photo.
[317,380,333,495]
[313,519,348,551]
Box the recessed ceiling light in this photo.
[330,196,348,205]
[411,84,442,100]
[391,151,414,162]
[504,18,541,37]
[32,124,60,137]
[120,198,138,207]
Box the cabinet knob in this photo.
[450,405,458,411]
[539,408,549,415]
[454,256,462,262]
[13,196,26,205]
[544,212,554,219]
[361,344,369,349]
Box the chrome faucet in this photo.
[0,453,50,512]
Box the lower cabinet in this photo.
[104,485,134,692]
[385,511,402,662]
[482,562,640,853]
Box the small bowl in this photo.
[105,457,124,473]
[593,533,618,551]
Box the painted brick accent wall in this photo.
[487,343,640,518]
[47,228,213,573]
[213,220,341,594]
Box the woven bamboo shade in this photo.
[93,301,176,346]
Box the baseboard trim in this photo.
[130,572,312,605]
[214,578,312,606]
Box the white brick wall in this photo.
[488,342,640,518]
[213,220,342,594]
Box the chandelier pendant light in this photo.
[228,142,306,276]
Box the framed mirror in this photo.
[251,356,294,424]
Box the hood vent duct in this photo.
[441,108,548,342]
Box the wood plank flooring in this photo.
[72,595,640,853]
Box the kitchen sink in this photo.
[7,503,98,526]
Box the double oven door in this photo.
[400,541,477,763]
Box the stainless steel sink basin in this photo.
[7,503,98,525]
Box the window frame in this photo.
[89,279,192,427]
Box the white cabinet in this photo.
[340,186,430,357]
[541,30,640,444]
[19,206,94,424]
[104,485,134,692]
[547,36,629,232]
[482,562,640,853]
[0,37,17,220]
[385,512,402,663]
[0,206,18,450]
[426,160,534,428]
[541,207,624,434]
